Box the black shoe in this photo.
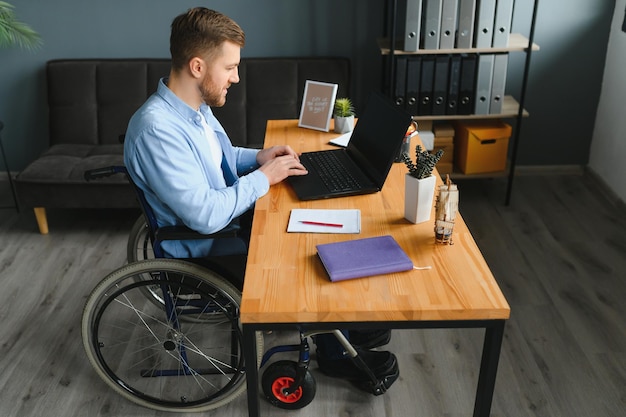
[349,329,391,349]
[317,348,399,393]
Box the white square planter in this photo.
[404,174,436,224]
[334,115,354,134]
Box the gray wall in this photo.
[509,0,615,167]
[590,0,626,203]
[0,0,616,173]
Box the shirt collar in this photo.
[155,77,225,135]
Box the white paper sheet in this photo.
[328,132,352,147]
[287,209,361,233]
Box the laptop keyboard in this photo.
[303,152,363,192]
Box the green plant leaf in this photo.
[0,2,42,50]
[403,144,444,179]
[333,98,355,117]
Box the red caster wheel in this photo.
[262,360,316,409]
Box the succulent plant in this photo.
[333,97,355,118]
[402,144,444,180]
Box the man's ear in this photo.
[188,57,205,79]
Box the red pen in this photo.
[299,221,344,228]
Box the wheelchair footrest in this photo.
[357,366,400,395]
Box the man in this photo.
[124,8,307,261]
[124,7,398,393]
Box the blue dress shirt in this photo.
[124,78,270,258]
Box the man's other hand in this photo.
[257,145,300,165]
[258,146,308,185]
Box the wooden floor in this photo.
[0,173,624,417]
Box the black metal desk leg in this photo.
[473,320,506,417]
[243,325,261,417]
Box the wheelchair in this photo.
[83,166,393,412]
[81,166,264,412]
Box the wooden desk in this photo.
[241,120,510,416]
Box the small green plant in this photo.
[402,144,444,180]
[333,97,355,118]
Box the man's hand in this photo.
[257,145,308,185]
[256,145,300,165]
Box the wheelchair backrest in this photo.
[84,165,166,257]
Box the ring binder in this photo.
[422,0,443,49]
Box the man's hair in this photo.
[170,8,245,71]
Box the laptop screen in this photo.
[346,93,413,187]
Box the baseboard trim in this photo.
[0,170,17,179]
[585,167,626,209]
[511,164,625,207]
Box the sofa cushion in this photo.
[47,59,172,147]
[15,144,136,208]
[18,144,125,183]
[44,57,350,150]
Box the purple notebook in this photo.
[316,235,414,282]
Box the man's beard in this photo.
[199,74,227,107]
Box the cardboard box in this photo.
[433,123,455,139]
[416,120,433,132]
[433,136,454,163]
[436,162,453,176]
[454,120,511,174]
[433,123,454,163]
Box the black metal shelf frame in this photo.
[383,0,540,205]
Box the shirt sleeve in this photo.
[234,146,262,175]
[126,123,269,235]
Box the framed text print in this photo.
[298,80,338,132]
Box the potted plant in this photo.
[401,144,444,224]
[0,2,41,50]
[333,97,355,134]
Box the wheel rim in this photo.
[127,216,154,263]
[271,377,303,404]
[91,278,243,407]
[85,263,245,410]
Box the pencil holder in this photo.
[434,176,458,245]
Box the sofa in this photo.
[14,57,351,233]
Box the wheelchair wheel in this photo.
[127,215,153,263]
[262,360,316,410]
[126,216,168,307]
[82,259,263,412]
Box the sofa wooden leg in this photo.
[33,207,49,234]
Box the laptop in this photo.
[288,92,413,201]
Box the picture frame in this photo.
[298,80,338,132]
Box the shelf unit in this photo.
[382,0,539,204]
[378,32,540,55]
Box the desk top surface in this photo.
[240,120,510,324]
